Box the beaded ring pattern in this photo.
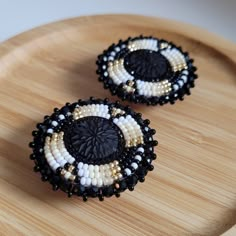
[96,36,198,105]
[29,98,157,201]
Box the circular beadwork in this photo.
[96,35,198,105]
[29,98,157,200]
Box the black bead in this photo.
[148,165,154,171]
[41,175,48,182]
[139,177,145,182]
[32,130,38,136]
[30,154,36,160]
[52,184,59,191]
[29,142,35,148]
[98,195,104,201]
[151,153,157,160]
[34,165,40,172]
[83,195,88,202]
[128,186,134,191]
[64,163,70,170]
[149,129,156,135]
[56,167,63,175]
[152,140,158,146]
[144,119,150,125]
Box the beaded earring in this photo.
[29,98,157,201]
[96,35,198,105]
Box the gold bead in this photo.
[45,136,51,143]
[112,169,117,175]
[116,166,121,172]
[113,175,118,180]
[68,165,75,172]
[69,175,76,181]
[60,169,67,175]
[109,163,115,168]
[117,173,123,179]
[113,160,119,166]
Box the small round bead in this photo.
[83,164,88,170]
[86,178,92,186]
[94,165,99,172]
[80,177,86,185]
[92,178,97,186]
[97,178,103,187]
[137,147,144,153]
[77,162,83,169]
[131,162,138,170]
[125,168,131,176]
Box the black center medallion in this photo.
[124,49,173,82]
[63,117,125,164]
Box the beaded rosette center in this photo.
[30,98,157,201]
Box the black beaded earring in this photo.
[29,98,157,201]
[96,35,198,105]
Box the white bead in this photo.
[103,178,109,186]
[115,47,120,52]
[59,160,67,167]
[89,171,95,178]
[137,147,144,153]
[59,114,65,120]
[77,162,83,169]
[97,178,103,187]
[173,84,179,91]
[135,155,142,161]
[182,75,188,83]
[51,121,58,127]
[80,177,86,185]
[94,165,99,173]
[92,178,97,186]
[46,156,54,162]
[84,170,89,178]
[178,80,184,87]
[47,129,53,134]
[108,177,114,185]
[95,172,100,178]
[131,162,138,169]
[105,170,111,177]
[86,178,92,186]
[78,169,84,177]
[125,168,131,176]
[52,163,60,171]
[88,165,94,172]
[68,157,75,164]
[83,164,88,170]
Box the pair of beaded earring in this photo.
[29,36,197,201]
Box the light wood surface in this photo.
[0,15,235,236]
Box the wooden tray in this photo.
[0,15,235,236]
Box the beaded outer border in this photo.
[96,35,198,105]
[29,98,157,201]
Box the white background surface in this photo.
[0,0,235,42]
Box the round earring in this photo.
[96,35,198,105]
[29,98,157,201]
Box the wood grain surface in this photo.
[0,15,235,236]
